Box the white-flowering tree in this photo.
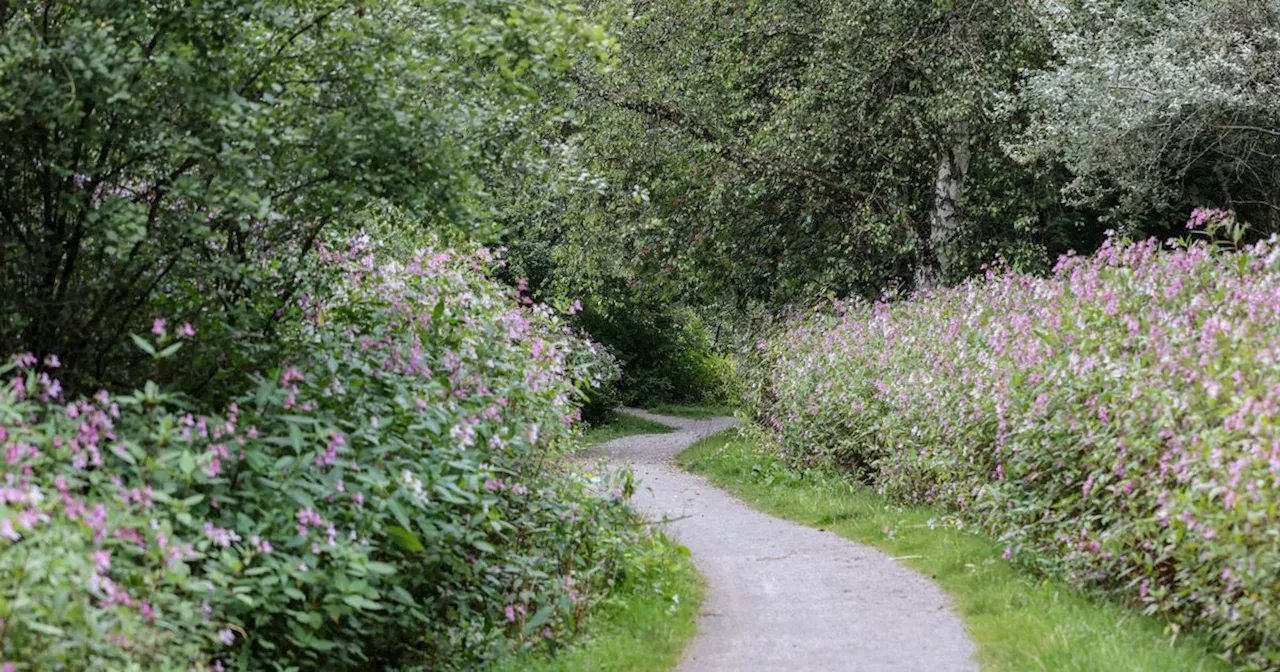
[1012,0,1280,230]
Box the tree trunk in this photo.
[916,122,971,290]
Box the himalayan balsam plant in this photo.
[0,239,661,671]
[748,211,1280,669]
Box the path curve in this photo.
[588,409,977,672]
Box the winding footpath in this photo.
[588,409,977,672]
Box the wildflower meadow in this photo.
[747,213,1280,667]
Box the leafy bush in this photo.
[0,0,611,396]
[750,214,1280,668]
[572,306,729,413]
[0,240,661,671]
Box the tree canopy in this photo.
[0,0,609,393]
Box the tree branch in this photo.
[567,68,881,208]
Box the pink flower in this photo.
[218,628,235,646]
[178,322,196,338]
[505,605,516,622]
[151,318,166,336]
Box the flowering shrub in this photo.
[0,241,657,670]
[749,217,1280,668]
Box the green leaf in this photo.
[365,562,397,576]
[27,622,65,636]
[292,610,323,628]
[113,445,137,465]
[388,499,413,530]
[129,334,156,356]
[523,604,555,634]
[385,525,425,553]
[342,595,383,610]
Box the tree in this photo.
[0,0,609,393]
[1012,0,1280,233]
[502,0,1061,313]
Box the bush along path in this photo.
[587,409,976,672]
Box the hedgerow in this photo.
[0,238,669,671]
[747,212,1280,668]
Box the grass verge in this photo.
[580,412,675,448]
[493,542,703,672]
[678,429,1230,672]
[644,404,736,419]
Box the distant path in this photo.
[588,409,977,672]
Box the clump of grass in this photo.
[645,404,735,419]
[494,542,703,672]
[679,429,1230,672]
[579,411,675,448]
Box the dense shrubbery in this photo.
[0,0,610,397]
[0,239,671,671]
[747,213,1280,668]
[493,214,732,415]
[573,307,726,414]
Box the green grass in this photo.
[493,544,704,672]
[579,412,675,448]
[644,403,736,419]
[678,429,1230,672]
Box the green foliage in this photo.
[493,230,729,409]
[1013,0,1280,232]
[500,0,1072,308]
[0,240,666,671]
[0,0,611,395]
[572,306,721,407]
[679,430,1230,672]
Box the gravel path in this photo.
[586,409,977,672]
